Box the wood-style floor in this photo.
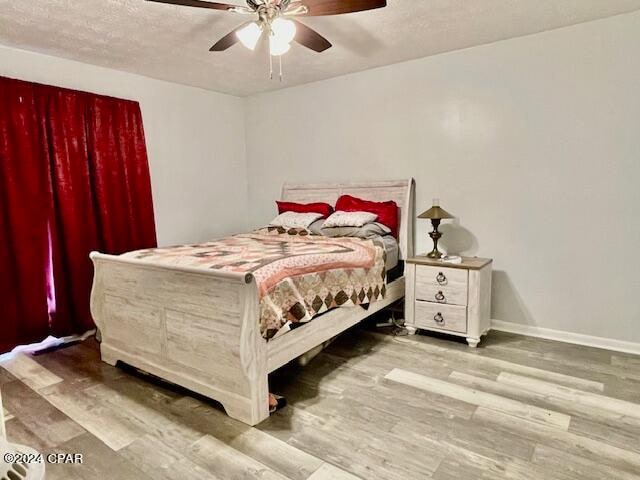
[1,326,640,479]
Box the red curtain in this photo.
[0,76,157,352]
[0,79,52,352]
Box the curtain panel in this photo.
[0,76,157,353]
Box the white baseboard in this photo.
[491,320,640,356]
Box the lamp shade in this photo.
[237,22,262,51]
[418,205,454,220]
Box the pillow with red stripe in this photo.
[277,201,334,219]
[335,194,399,238]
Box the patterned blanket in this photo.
[122,229,387,339]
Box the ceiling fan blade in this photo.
[210,22,251,51]
[283,2,309,16]
[146,0,243,11]
[296,0,386,16]
[292,20,331,52]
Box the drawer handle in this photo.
[435,291,446,302]
[436,272,447,285]
[434,313,444,324]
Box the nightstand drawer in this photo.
[415,265,468,306]
[414,301,467,333]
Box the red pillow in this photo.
[276,201,334,219]
[335,195,399,238]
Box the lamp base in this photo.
[426,249,443,259]
[427,219,443,259]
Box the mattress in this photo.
[375,234,399,271]
[122,229,387,339]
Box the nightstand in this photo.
[405,256,492,347]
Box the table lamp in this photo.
[418,199,455,259]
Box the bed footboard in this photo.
[89,252,269,426]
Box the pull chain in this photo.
[265,24,285,81]
[268,54,284,82]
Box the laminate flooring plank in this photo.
[261,399,443,480]
[531,444,640,480]
[612,354,640,368]
[432,454,569,480]
[0,365,17,385]
[339,330,497,381]
[390,413,535,462]
[258,400,338,443]
[388,333,606,392]
[281,365,476,454]
[497,372,640,420]
[604,377,640,404]
[92,368,186,410]
[120,434,221,480]
[278,359,472,426]
[274,353,381,393]
[327,339,455,381]
[473,407,640,475]
[284,410,443,480]
[82,383,203,450]
[187,434,291,480]
[0,353,63,390]
[385,368,571,430]
[169,396,324,480]
[4,417,51,453]
[280,353,477,421]
[391,417,552,480]
[485,343,640,382]
[1,380,85,448]
[472,344,640,402]
[45,432,153,480]
[35,353,126,396]
[43,386,142,450]
[285,385,398,433]
[448,371,640,431]
[473,345,620,388]
[286,391,443,479]
[372,378,477,420]
[485,333,614,364]
[225,427,324,480]
[309,376,485,446]
[307,463,363,480]
[568,415,640,454]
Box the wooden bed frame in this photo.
[90,179,415,426]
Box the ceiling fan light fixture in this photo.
[269,35,291,56]
[148,0,389,76]
[271,17,296,44]
[236,21,262,50]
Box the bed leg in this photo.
[100,345,119,367]
[222,376,270,426]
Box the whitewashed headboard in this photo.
[281,179,415,260]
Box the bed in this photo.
[90,179,415,426]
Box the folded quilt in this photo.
[122,230,387,339]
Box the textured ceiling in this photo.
[1,0,639,96]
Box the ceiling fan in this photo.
[146,0,387,58]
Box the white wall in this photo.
[0,45,248,246]
[245,12,640,344]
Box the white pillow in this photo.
[323,211,378,228]
[269,211,324,229]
